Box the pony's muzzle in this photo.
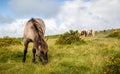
[39,57,48,65]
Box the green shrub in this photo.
[0,38,21,47]
[56,30,81,44]
[103,52,120,74]
[107,29,120,39]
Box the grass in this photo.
[0,29,120,74]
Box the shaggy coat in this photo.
[22,18,48,64]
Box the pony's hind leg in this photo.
[22,39,29,62]
[32,47,36,64]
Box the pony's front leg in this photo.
[22,40,29,63]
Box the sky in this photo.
[0,0,120,37]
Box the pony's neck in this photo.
[38,37,48,47]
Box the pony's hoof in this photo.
[22,59,25,63]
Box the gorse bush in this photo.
[107,29,120,39]
[0,37,21,47]
[103,52,120,74]
[56,30,81,44]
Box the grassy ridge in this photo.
[0,29,120,74]
[0,38,22,47]
[107,29,120,39]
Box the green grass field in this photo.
[0,30,120,74]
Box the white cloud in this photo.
[8,0,62,18]
[0,0,120,37]
[44,18,70,36]
[0,19,27,37]
[57,0,120,30]
[44,18,58,35]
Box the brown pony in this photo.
[22,18,48,65]
[80,30,87,37]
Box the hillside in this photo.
[0,29,120,74]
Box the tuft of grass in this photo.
[0,48,12,63]
[103,52,120,74]
[0,48,30,63]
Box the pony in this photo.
[22,18,48,65]
[80,30,87,37]
[87,29,95,37]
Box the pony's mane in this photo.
[30,18,48,51]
